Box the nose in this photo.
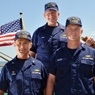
[49,13,54,17]
[20,44,24,48]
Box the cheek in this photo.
[25,44,31,50]
[77,32,81,35]
[44,15,49,19]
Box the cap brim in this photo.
[45,8,58,11]
[66,23,82,27]
[71,23,82,27]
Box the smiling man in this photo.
[0,30,47,95]
[29,2,65,73]
[46,16,95,95]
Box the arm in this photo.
[81,36,95,48]
[43,89,46,95]
[46,74,55,95]
[30,29,39,58]
[41,64,48,95]
[0,90,4,95]
[85,37,95,48]
[0,65,8,95]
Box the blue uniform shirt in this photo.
[49,43,95,95]
[30,23,65,72]
[0,56,47,95]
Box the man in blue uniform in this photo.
[29,2,95,73]
[46,16,95,95]
[0,30,47,95]
[29,2,65,73]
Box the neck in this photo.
[17,54,29,59]
[67,40,80,49]
[48,22,58,26]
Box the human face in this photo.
[44,9,60,26]
[65,24,83,41]
[14,38,32,59]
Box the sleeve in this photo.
[30,29,39,53]
[41,64,48,89]
[93,51,95,90]
[49,52,57,75]
[93,50,95,76]
[0,65,8,92]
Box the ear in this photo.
[81,29,83,34]
[29,42,32,48]
[44,12,46,18]
[58,12,60,16]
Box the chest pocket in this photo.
[56,58,70,78]
[79,59,95,78]
[37,32,50,49]
[37,34,45,47]
[31,74,42,90]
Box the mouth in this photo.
[19,49,25,53]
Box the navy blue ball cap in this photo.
[65,16,82,27]
[45,2,59,11]
[14,30,31,42]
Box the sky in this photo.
[0,0,95,59]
